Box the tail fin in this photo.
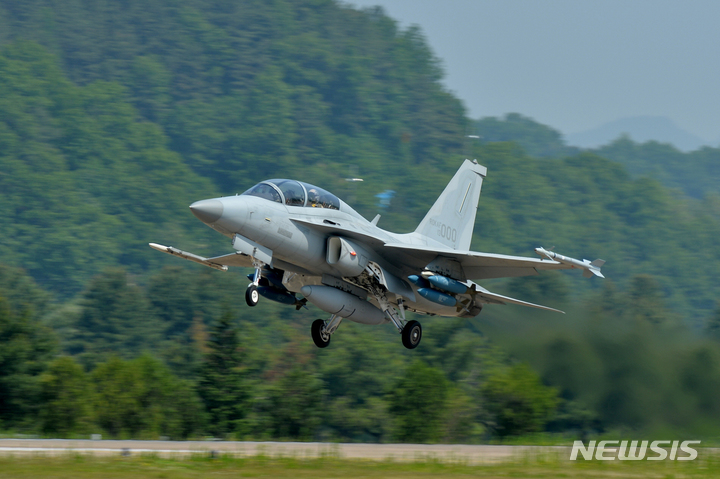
[415,160,487,250]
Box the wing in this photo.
[285,217,571,281]
[383,243,571,280]
[149,243,253,270]
[207,252,254,268]
[388,244,568,313]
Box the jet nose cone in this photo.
[190,199,224,224]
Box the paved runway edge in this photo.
[0,439,571,464]
[4,440,719,463]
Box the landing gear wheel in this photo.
[402,320,422,349]
[311,319,331,348]
[245,284,259,307]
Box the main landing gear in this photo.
[401,320,422,349]
[381,295,422,350]
[311,315,342,348]
[310,314,422,350]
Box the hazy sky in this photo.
[346,0,720,141]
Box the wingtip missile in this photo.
[149,242,170,253]
[535,247,605,279]
[148,242,228,271]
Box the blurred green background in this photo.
[1,0,720,444]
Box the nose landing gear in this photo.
[245,284,259,307]
[245,265,262,307]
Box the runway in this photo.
[0,439,569,464]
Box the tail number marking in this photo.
[430,219,457,243]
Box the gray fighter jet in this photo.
[150,160,604,349]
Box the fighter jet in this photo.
[150,160,604,349]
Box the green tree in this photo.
[198,311,248,438]
[318,325,397,442]
[388,360,449,443]
[480,363,559,437]
[91,356,149,438]
[147,266,204,377]
[132,354,206,439]
[91,355,204,439]
[627,274,672,326]
[68,269,160,368]
[441,386,481,443]
[265,363,324,440]
[39,356,94,436]
[0,295,56,430]
[0,264,50,319]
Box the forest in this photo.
[1,0,720,442]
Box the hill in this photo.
[474,113,578,158]
[0,42,218,296]
[594,137,720,199]
[1,0,720,442]
[566,115,712,152]
[0,0,467,295]
[0,0,466,192]
[0,1,717,319]
[474,113,720,200]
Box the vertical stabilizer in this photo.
[415,160,487,250]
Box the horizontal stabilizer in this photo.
[149,243,231,271]
[591,259,605,268]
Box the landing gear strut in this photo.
[377,293,423,350]
[385,306,423,350]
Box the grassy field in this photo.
[1,454,719,479]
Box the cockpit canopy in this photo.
[242,179,340,210]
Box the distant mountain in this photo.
[474,113,720,200]
[474,113,579,158]
[565,116,711,152]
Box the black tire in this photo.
[311,319,331,348]
[245,284,259,307]
[402,320,422,349]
